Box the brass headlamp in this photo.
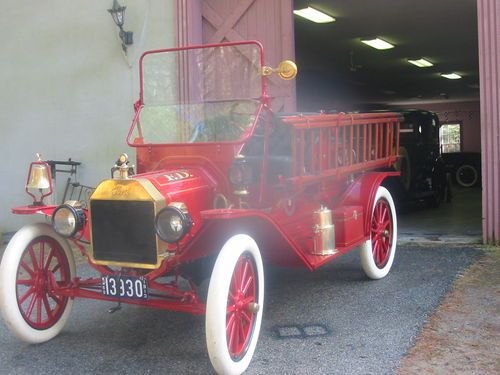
[229,154,253,196]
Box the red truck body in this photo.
[2,41,401,375]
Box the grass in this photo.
[461,245,500,287]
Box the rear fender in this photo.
[337,172,399,236]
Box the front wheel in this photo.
[0,223,75,343]
[206,234,264,375]
[360,186,397,279]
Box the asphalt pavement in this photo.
[0,246,480,375]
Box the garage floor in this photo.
[398,186,482,244]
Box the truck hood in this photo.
[133,167,217,226]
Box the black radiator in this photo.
[91,200,157,266]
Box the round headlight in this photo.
[155,204,192,243]
[52,202,85,237]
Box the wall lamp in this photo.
[108,0,133,53]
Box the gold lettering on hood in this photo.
[163,171,193,182]
[111,185,130,197]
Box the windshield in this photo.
[129,42,264,145]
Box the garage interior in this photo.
[292,0,482,243]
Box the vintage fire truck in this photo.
[0,41,401,375]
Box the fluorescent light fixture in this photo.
[360,38,394,50]
[293,7,335,23]
[441,73,462,79]
[408,58,433,68]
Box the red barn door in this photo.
[176,0,296,112]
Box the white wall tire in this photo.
[0,223,75,343]
[360,186,397,279]
[206,234,264,375]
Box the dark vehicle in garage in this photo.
[374,109,449,207]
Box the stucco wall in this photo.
[0,0,175,234]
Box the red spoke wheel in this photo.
[206,234,264,375]
[0,224,75,343]
[226,254,257,359]
[360,186,397,279]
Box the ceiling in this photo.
[293,0,479,111]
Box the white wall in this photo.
[0,0,176,234]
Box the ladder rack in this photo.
[279,112,402,186]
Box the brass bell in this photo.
[25,154,53,206]
[26,164,51,190]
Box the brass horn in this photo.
[261,60,298,80]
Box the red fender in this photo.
[336,172,399,236]
[11,205,57,216]
[11,205,91,242]
[187,209,313,269]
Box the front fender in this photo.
[11,205,91,242]
[11,205,57,216]
[179,209,312,269]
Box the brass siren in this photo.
[261,60,298,80]
[112,153,135,179]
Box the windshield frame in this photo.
[128,40,267,148]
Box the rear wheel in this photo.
[206,234,264,375]
[456,164,478,187]
[0,223,75,343]
[360,187,397,279]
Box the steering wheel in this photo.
[228,102,254,134]
[188,120,206,143]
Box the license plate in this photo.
[101,275,148,300]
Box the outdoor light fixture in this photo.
[293,7,335,23]
[361,38,394,50]
[441,73,462,80]
[408,58,434,68]
[108,0,133,53]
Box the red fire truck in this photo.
[0,41,401,375]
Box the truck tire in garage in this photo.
[456,164,479,187]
